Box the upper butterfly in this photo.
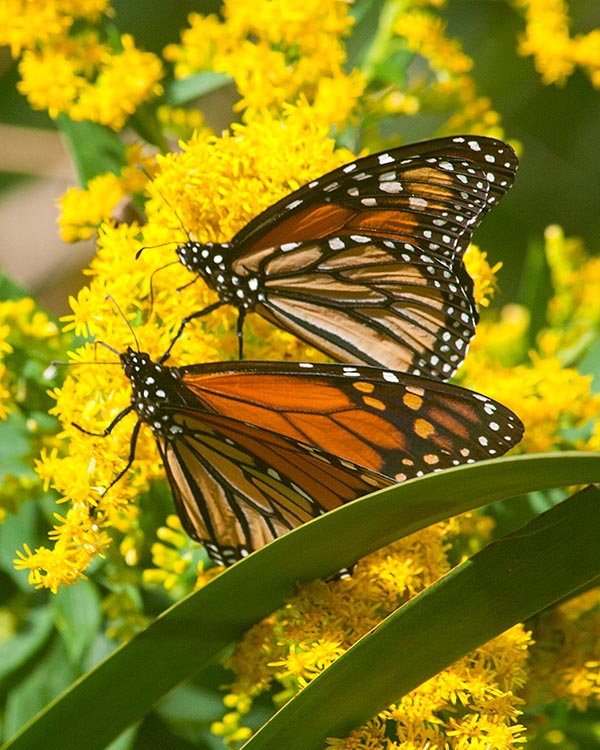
[165,135,518,379]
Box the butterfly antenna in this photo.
[145,260,181,320]
[136,163,193,244]
[104,294,140,351]
[51,340,121,368]
[50,356,120,367]
[135,241,180,260]
[97,341,121,357]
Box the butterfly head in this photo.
[176,240,232,279]
[120,348,184,434]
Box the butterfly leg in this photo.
[72,404,134,438]
[237,309,246,360]
[161,300,225,362]
[72,407,141,496]
[101,419,143,494]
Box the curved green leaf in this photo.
[165,72,233,106]
[56,115,126,184]
[3,452,599,750]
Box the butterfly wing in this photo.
[231,135,518,263]
[179,360,524,480]
[226,136,516,375]
[236,235,477,377]
[157,408,392,565]
[175,136,516,375]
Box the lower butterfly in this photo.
[76,348,524,567]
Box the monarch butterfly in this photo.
[163,135,518,379]
[78,348,523,566]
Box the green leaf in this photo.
[127,102,168,152]
[0,497,44,590]
[53,580,102,665]
[56,115,126,185]
[3,637,76,740]
[580,334,600,391]
[0,273,28,302]
[165,72,233,106]
[2,453,599,750]
[0,607,54,685]
[517,237,553,348]
[244,484,600,750]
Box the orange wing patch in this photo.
[181,371,422,473]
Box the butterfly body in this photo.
[104,347,523,565]
[177,241,265,313]
[171,135,518,377]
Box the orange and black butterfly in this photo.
[166,135,518,378]
[78,349,523,566]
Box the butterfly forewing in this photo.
[232,135,518,262]
[178,360,524,480]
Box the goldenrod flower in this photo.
[58,144,155,243]
[67,34,164,129]
[463,354,599,454]
[515,0,600,88]
[367,5,506,137]
[163,0,363,126]
[3,1,599,743]
[542,225,600,353]
[526,589,600,711]
[0,0,110,57]
[0,299,59,421]
[14,24,163,130]
[463,244,502,308]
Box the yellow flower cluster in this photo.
[58,144,155,242]
[0,298,59,419]
[463,245,502,309]
[17,33,164,129]
[155,104,208,142]
[163,0,364,127]
[142,515,195,593]
[1,2,163,130]
[0,326,13,422]
[223,522,531,749]
[16,112,352,591]
[383,3,504,135]
[0,0,109,57]
[464,354,599,454]
[542,225,600,354]
[515,0,600,87]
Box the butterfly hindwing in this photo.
[158,408,392,564]
[236,235,477,376]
